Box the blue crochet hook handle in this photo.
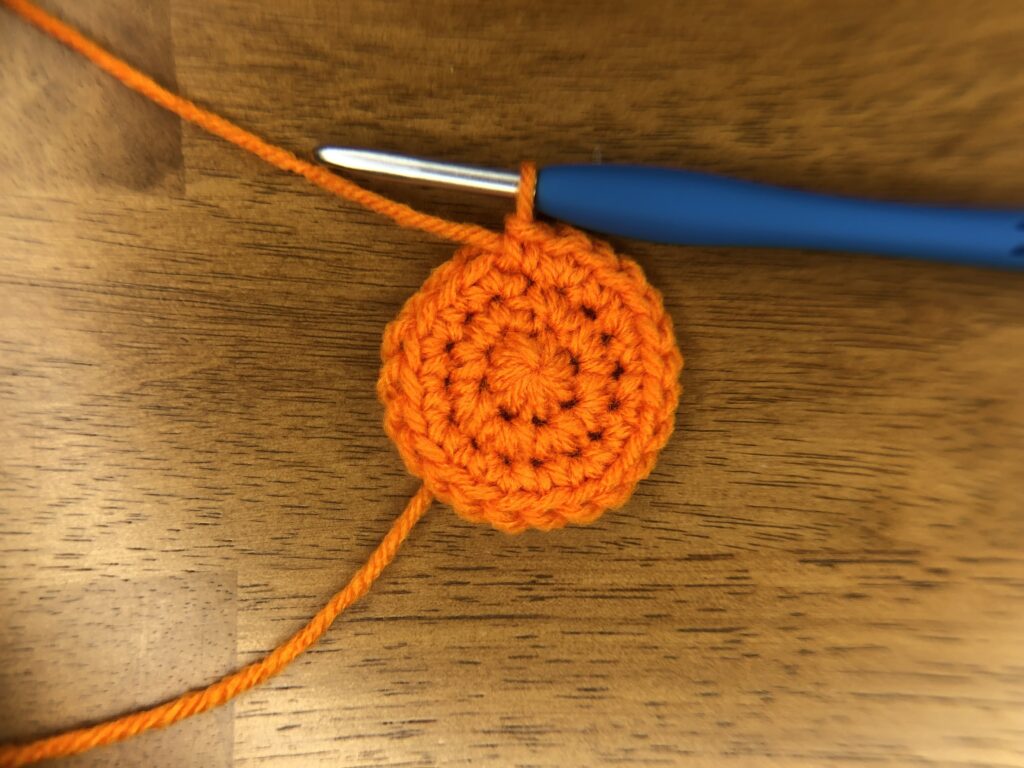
[538,165,1024,270]
[315,148,1024,270]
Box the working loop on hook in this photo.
[514,162,538,222]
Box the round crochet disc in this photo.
[378,221,682,533]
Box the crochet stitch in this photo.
[0,0,683,764]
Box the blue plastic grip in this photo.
[535,165,1024,269]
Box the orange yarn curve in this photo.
[0,0,500,253]
[1,0,683,764]
[0,485,433,767]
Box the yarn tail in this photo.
[0,0,501,251]
[0,484,433,768]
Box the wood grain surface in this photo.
[2,1,1024,766]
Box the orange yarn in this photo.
[0,0,500,252]
[380,166,681,533]
[0,485,433,767]
[1,0,683,764]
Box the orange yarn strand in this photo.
[1,0,501,251]
[0,485,433,767]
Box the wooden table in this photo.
[2,1,1023,765]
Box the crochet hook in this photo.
[315,147,1024,270]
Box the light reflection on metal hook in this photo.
[314,147,520,196]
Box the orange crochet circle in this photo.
[378,217,682,533]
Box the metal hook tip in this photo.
[315,146,519,197]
